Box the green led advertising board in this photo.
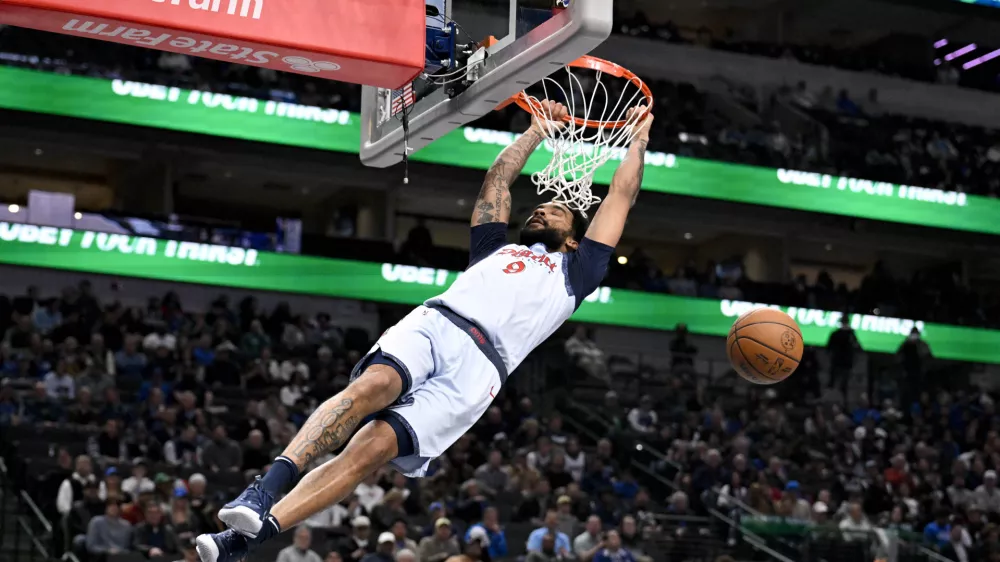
[0,66,996,235]
[0,221,995,364]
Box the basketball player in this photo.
[196,100,653,562]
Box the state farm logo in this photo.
[283,56,341,73]
[151,0,265,20]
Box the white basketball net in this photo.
[521,65,650,215]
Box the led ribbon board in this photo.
[0,66,996,235]
[0,221,996,364]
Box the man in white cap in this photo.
[974,470,1000,513]
[337,516,375,562]
[812,502,829,524]
[361,532,397,562]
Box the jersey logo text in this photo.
[497,248,557,272]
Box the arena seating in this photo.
[0,277,728,562]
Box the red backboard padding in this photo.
[0,0,425,89]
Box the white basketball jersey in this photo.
[426,231,611,373]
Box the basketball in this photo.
[726,308,803,385]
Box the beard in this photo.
[519,225,568,250]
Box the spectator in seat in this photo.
[527,436,554,472]
[516,478,552,523]
[826,316,859,397]
[122,460,155,499]
[941,524,973,561]
[627,396,657,434]
[115,337,148,380]
[390,519,419,559]
[241,319,271,358]
[574,515,604,562]
[525,533,561,562]
[89,419,126,463]
[33,298,63,335]
[281,371,309,408]
[69,386,101,425]
[364,532,398,562]
[122,490,155,526]
[200,423,242,473]
[100,467,124,502]
[242,429,271,474]
[554,496,578,541]
[593,530,635,562]
[132,502,178,558]
[546,414,568,447]
[169,488,199,545]
[618,516,646,562]
[67,481,106,548]
[527,509,571,557]
[839,501,873,541]
[25,380,64,424]
[85,499,132,558]
[418,518,460,562]
[546,453,574,491]
[44,358,76,400]
[948,475,975,510]
[186,474,219,534]
[278,526,324,562]
[0,379,22,425]
[466,506,508,560]
[395,550,415,562]
[192,334,215,367]
[373,490,409,531]
[564,326,608,382]
[558,435,584,478]
[356,473,386,512]
[233,400,271,443]
[206,341,241,387]
[475,407,507,444]
[338,516,376,562]
[975,470,1000,513]
[782,481,812,521]
[475,449,509,497]
[58,455,97,516]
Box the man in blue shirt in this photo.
[593,530,635,562]
[923,509,952,549]
[526,509,571,557]
[464,506,507,559]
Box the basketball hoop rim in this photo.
[505,55,653,129]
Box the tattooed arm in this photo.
[585,107,653,248]
[470,100,566,226]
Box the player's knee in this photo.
[350,420,399,467]
[350,364,404,406]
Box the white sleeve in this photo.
[57,479,73,514]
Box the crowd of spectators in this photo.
[0,279,719,562]
[574,325,1000,562]
[604,247,997,329]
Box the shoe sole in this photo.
[196,534,220,562]
[218,505,263,539]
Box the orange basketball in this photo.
[726,308,803,385]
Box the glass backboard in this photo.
[360,0,613,168]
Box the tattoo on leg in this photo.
[287,399,359,467]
